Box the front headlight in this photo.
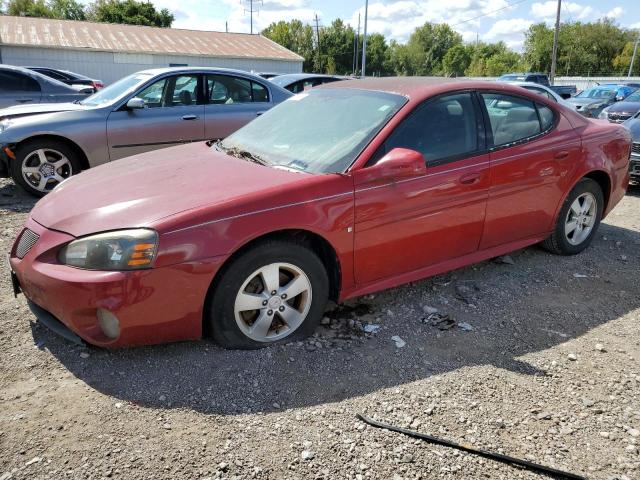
[598,109,609,119]
[586,102,605,111]
[58,229,158,270]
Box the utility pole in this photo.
[629,31,640,77]
[361,0,369,78]
[243,0,262,35]
[549,0,561,85]
[314,14,322,72]
[354,13,360,76]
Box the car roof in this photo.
[270,73,343,86]
[321,76,534,102]
[135,66,260,77]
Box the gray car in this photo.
[0,64,92,109]
[0,67,292,195]
[624,112,640,181]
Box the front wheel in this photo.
[207,240,329,349]
[10,139,81,196]
[541,178,604,255]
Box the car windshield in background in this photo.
[576,87,616,99]
[80,73,153,106]
[220,88,406,174]
[623,91,640,102]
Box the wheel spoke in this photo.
[581,195,593,214]
[570,199,582,216]
[36,175,48,191]
[250,310,274,338]
[278,304,305,330]
[36,149,48,165]
[280,275,309,299]
[565,219,578,236]
[51,158,68,169]
[260,264,280,294]
[236,291,267,312]
[22,167,40,174]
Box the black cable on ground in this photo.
[356,414,587,480]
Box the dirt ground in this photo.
[0,177,639,480]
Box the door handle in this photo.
[554,151,570,160]
[16,98,33,103]
[182,114,198,120]
[460,172,481,185]
[256,111,266,116]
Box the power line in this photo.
[449,0,533,28]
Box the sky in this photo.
[152,0,640,52]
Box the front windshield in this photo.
[220,88,407,174]
[623,91,640,102]
[576,87,616,99]
[80,73,153,106]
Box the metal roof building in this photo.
[0,16,303,84]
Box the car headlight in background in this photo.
[598,108,609,119]
[58,229,158,270]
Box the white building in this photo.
[0,16,303,84]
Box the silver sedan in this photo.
[0,67,292,195]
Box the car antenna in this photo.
[356,414,587,480]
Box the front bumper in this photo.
[9,217,225,348]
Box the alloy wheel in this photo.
[565,192,597,245]
[21,148,73,193]
[234,262,312,342]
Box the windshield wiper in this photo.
[213,141,269,166]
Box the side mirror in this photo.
[615,95,625,102]
[356,148,426,185]
[126,97,145,109]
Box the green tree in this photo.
[262,20,315,72]
[88,0,173,27]
[613,39,640,76]
[6,0,53,17]
[49,0,85,20]
[442,44,472,76]
[405,23,463,75]
[364,32,389,76]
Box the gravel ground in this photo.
[0,177,639,480]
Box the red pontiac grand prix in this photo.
[8,78,632,349]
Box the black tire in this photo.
[541,178,604,255]
[207,240,329,349]
[10,139,82,197]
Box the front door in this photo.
[203,74,273,141]
[0,71,41,108]
[478,92,582,249]
[353,92,490,284]
[106,74,205,160]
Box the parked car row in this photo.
[7,77,632,350]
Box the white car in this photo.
[504,81,577,111]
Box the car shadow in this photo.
[29,221,640,416]
[0,180,37,213]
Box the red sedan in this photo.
[8,78,631,349]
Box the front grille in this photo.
[632,143,640,156]
[608,112,632,123]
[15,228,39,259]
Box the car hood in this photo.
[30,142,316,237]
[0,102,88,120]
[624,116,640,142]
[605,101,640,114]
[566,97,609,108]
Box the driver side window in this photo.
[373,92,481,166]
[135,75,199,108]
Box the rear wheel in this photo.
[541,178,603,255]
[11,139,81,196]
[207,240,329,349]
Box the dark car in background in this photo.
[624,112,640,182]
[0,65,92,109]
[270,73,346,93]
[566,84,636,118]
[497,73,577,98]
[599,89,640,123]
[0,67,292,195]
[26,67,104,92]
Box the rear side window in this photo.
[0,71,40,92]
[376,92,480,165]
[206,75,269,104]
[481,93,556,147]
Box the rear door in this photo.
[353,91,490,284]
[478,92,582,249]
[106,73,205,160]
[0,71,42,108]
[203,74,272,140]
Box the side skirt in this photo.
[340,233,549,301]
